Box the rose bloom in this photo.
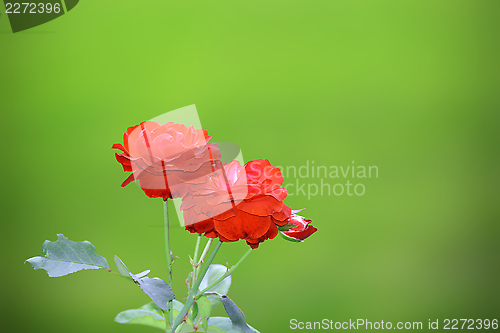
[112,121,221,200]
[182,159,296,248]
[280,212,318,242]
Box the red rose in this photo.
[280,212,317,242]
[112,121,221,200]
[182,159,291,248]
[245,158,287,200]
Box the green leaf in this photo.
[115,300,185,331]
[139,301,163,312]
[141,299,184,314]
[138,277,175,311]
[115,309,166,330]
[279,231,303,243]
[26,234,109,277]
[113,256,173,310]
[177,323,196,332]
[199,264,232,307]
[114,255,131,277]
[205,326,226,333]
[277,222,298,231]
[189,326,225,333]
[135,269,151,279]
[114,255,151,281]
[196,295,212,331]
[220,296,253,333]
[207,317,259,333]
[189,302,198,323]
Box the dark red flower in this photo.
[181,159,291,248]
[280,212,317,242]
[112,121,221,200]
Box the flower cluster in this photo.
[113,121,317,248]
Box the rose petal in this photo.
[121,173,136,187]
[115,153,133,172]
[213,215,243,241]
[112,143,126,152]
[283,225,318,241]
[237,196,283,216]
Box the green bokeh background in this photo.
[1,1,499,332]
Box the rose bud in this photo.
[279,212,317,242]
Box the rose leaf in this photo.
[114,308,165,330]
[199,264,232,307]
[137,277,175,311]
[196,295,212,331]
[26,234,109,277]
[220,296,255,333]
[115,300,184,331]
[208,317,260,333]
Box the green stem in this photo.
[163,199,173,329]
[163,199,173,284]
[191,234,202,288]
[195,238,213,277]
[170,241,223,333]
[197,247,253,297]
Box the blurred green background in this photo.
[1,0,499,332]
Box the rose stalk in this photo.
[163,199,173,327]
[170,240,223,332]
